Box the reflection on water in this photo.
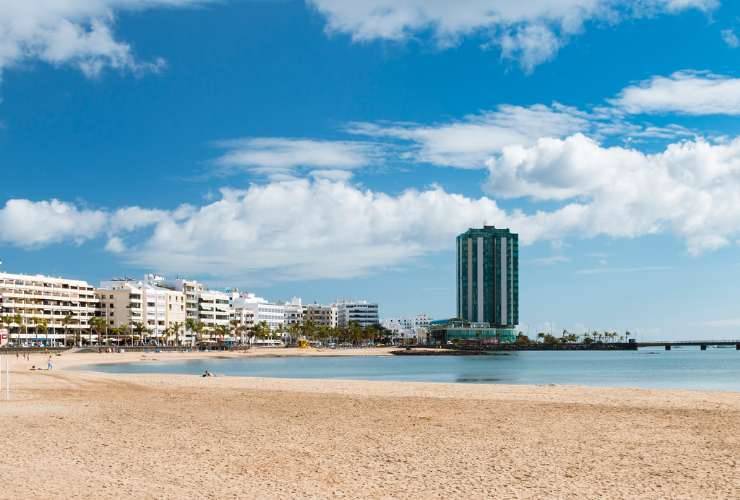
[87,348,740,391]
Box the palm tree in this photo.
[286,322,302,346]
[252,321,270,344]
[348,321,363,346]
[89,317,106,346]
[193,321,205,346]
[12,313,24,342]
[171,322,183,347]
[185,318,197,346]
[132,322,147,346]
[232,324,248,348]
[229,319,241,345]
[61,314,75,347]
[35,317,49,347]
[214,324,229,345]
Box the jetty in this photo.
[635,340,740,350]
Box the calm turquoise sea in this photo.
[87,348,740,391]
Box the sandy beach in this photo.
[0,349,738,499]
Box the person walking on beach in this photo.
[47,356,53,371]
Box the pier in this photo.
[418,339,740,353]
[635,340,740,351]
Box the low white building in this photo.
[232,292,285,332]
[381,314,431,344]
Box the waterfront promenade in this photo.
[0,349,738,499]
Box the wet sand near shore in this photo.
[0,350,739,499]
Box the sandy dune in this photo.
[0,350,738,499]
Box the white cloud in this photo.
[721,28,739,48]
[307,0,715,71]
[485,133,740,254]
[0,0,205,78]
[348,104,591,169]
[124,179,515,280]
[213,137,381,180]
[613,71,740,115]
[0,199,107,247]
[348,103,694,169]
[105,236,126,253]
[109,207,171,233]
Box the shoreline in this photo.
[60,348,740,395]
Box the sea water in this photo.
[86,347,740,391]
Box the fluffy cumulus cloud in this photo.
[307,0,716,71]
[613,71,740,115]
[0,0,205,78]
[0,199,107,247]
[0,180,583,279]
[212,137,381,180]
[485,133,740,254]
[124,180,514,280]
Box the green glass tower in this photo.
[457,226,519,327]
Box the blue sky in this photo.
[2,0,740,339]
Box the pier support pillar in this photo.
[700,344,707,351]
[665,345,671,351]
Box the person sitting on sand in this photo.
[30,365,36,371]
[202,369,213,377]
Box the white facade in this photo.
[198,289,232,329]
[0,272,98,344]
[335,300,379,328]
[381,314,430,344]
[283,297,304,327]
[232,292,285,331]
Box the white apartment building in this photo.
[0,271,98,345]
[283,297,304,327]
[304,303,337,328]
[97,278,186,341]
[232,292,285,331]
[198,289,232,330]
[335,300,380,328]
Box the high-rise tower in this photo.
[456,226,518,327]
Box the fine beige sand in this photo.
[0,349,739,499]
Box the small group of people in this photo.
[15,352,31,361]
[202,369,214,378]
